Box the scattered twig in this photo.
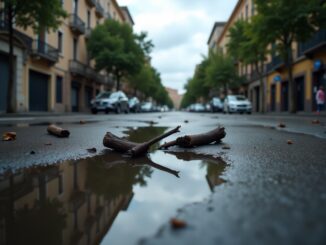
[47,124,70,137]
[159,127,226,149]
[2,132,16,141]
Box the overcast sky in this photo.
[118,0,238,94]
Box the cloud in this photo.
[118,0,238,93]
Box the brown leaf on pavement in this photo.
[2,132,16,141]
[287,140,293,145]
[80,120,86,124]
[311,119,320,124]
[170,218,187,229]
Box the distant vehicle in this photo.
[190,103,206,112]
[210,97,223,112]
[91,91,129,114]
[128,97,141,113]
[141,102,154,112]
[223,95,252,114]
[161,105,169,112]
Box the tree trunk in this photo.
[256,61,265,113]
[116,72,120,91]
[6,4,15,113]
[286,45,296,113]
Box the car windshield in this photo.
[110,93,120,99]
[96,92,111,99]
[229,95,246,101]
[213,98,221,103]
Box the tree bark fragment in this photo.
[103,126,181,157]
[159,127,226,149]
[47,124,70,137]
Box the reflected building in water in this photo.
[0,158,134,245]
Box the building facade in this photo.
[209,0,326,113]
[0,0,132,113]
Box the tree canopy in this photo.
[87,19,144,90]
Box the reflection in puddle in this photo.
[0,127,228,245]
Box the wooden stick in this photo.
[103,126,181,157]
[159,127,225,149]
[47,124,70,138]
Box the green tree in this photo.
[254,0,326,113]
[87,19,144,90]
[2,0,67,113]
[227,19,269,112]
[206,51,239,97]
[135,31,154,58]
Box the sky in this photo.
[118,0,238,94]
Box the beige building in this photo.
[0,0,133,112]
[165,87,182,109]
[210,0,326,113]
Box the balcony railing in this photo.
[85,27,92,39]
[85,0,96,7]
[31,39,59,64]
[69,14,86,35]
[266,55,284,73]
[0,20,33,49]
[298,28,326,57]
[86,66,97,80]
[69,60,87,77]
[95,2,105,17]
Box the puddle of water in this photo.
[0,127,227,245]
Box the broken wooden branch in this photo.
[47,124,70,137]
[159,127,226,149]
[103,126,181,157]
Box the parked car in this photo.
[189,103,206,112]
[141,102,154,112]
[223,95,252,114]
[128,97,141,113]
[91,91,129,114]
[210,97,223,112]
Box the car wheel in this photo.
[91,108,98,114]
[105,108,109,114]
[125,106,130,114]
[115,105,121,114]
[247,111,252,114]
[228,107,232,114]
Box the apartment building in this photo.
[0,0,132,113]
[211,0,326,113]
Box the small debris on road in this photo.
[184,120,189,123]
[2,132,16,141]
[47,124,70,138]
[278,123,286,128]
[222,145,231,150]
[87,147,97,153]
[44,142,52,146]
[287,140,293,145]
[30,150,36,155]
[80,120,86,124]
[170,218,187,229]
[311,119,320,124]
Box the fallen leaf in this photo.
[44,142,52,146]
[312,119,320,124]
[184,120,189,123]
[2,132,16,141]
[80,120,86,124]
[222,145,231,150]
[170,218,187,229]
[287,140,293,145]
[278,123,286,128]
[87,147,97,153]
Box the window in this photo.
[56,76,63,103]
[58,31,63,53]
[73,38,78,60]
[87,10,91,28]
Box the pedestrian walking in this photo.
[316,85,325,114]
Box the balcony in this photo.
[298,28,326,58]
[266,55,284,73]
[69,14,86,35]
[0,20,33,49]
[69,60,87,77]
[86,66,98,80]
[31,40,59,64]
[85,0,96,7]
[95,2,105,18]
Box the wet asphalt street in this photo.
[0,111,326,245]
